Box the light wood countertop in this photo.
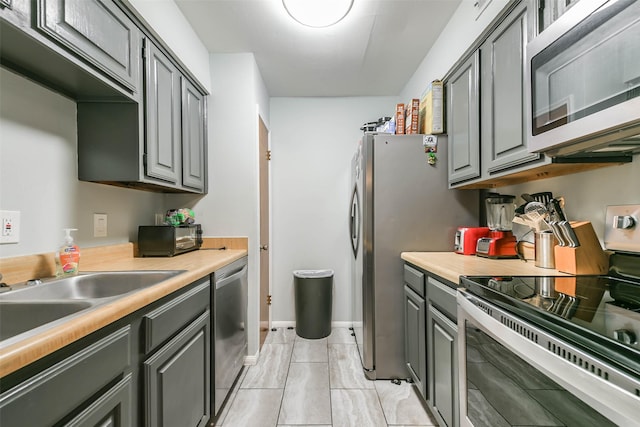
[0,240,247,377]
[401,252,571,284]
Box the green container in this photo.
[293,270,334,339]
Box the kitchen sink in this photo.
[0,301,93,342]
[0,270,185,301]
[0,270,185,348]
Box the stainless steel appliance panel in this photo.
[213,257,248,416]
[457,290,639,427]
[526,0,640,156]
[351,133,479,379]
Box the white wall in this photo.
[398,0,640,240]
[167,53,269,356]
[0,68,164,258]
[498,159,640,242]
[269,96,398,323]
[0,0,211,259]
[400,0,510,100]
[127,0,212,92]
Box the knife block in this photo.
[554,221,610,275]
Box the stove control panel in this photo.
[604,205,640,254]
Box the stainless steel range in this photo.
[457,205,640,427]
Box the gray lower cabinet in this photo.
[144,311,210,427]
[404,262,459,427]
[0,276,213,427]
[427,302,458,427]
[0,327,131,426]
[403,265,426,399]
[36,0,140,92]
[426,276,458,427]
[447,51,480,186]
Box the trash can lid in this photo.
[293,269,334,279]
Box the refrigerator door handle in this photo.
[350,186,360,257]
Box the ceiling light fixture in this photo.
[282,0,354,28]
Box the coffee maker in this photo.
[476,193,518,258]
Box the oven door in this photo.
[457,289,640,427]
[526,0,640,156]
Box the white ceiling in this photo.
[175,0,462,97]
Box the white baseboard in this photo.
[270,321,352,329]
[244,350,259,366]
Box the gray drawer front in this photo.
[427,277,457,319]
[404,264,425,297]
[143,278,210,354]
[0,326,131,426]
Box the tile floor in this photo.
[214,327,438,427]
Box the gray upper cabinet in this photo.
[144,39,182,185]
[447,51,481,186]
[2,0,208,193]
[480,1,540,174]
[181,77,206,192]
[36,0,140,92]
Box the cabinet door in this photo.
[64,374,133,427]
[481,1,540,174]
[36,0,140,92]
[144,39,181,185]
[427,304,458,427]
[144,311,210,427]
[447,51,480,185]
[0,327,130,426]
[181,77,206,192]
[404,285,426,399]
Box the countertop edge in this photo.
[0,248,247,377]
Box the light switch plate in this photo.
[0,210,20,244]
[94,213,108,237]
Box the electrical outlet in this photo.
[94,213,108,237]
[0,210,20,244]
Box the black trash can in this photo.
[293,269,334,339]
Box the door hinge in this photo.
[266,150,272,161]
[267,294,272,306]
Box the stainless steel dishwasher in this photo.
[212,256,248,417]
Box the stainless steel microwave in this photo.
[526,0,640,157]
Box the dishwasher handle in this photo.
[216,264,248,290]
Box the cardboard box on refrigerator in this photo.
[419,80,444,134]
[395,103,405,134]
[404,98,419,134]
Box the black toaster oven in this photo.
[138,224,202,257]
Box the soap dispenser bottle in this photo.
[56,228,80,277]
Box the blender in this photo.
[476,193,518,258]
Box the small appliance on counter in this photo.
[138,224,202,257]
[454,227,490,255]
[476,193,518,259]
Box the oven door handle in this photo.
[457,289,640,427]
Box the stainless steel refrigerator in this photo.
[349,133,479,380]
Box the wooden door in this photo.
[259,116,270,348]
